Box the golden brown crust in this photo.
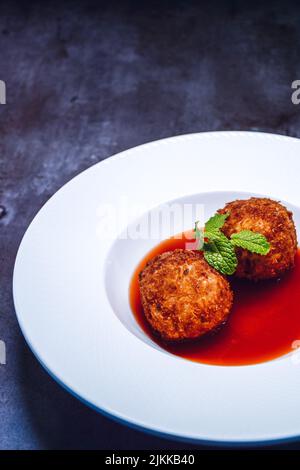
[218,197,297,280]
[139,249,233,342]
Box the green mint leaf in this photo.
[230,230,270,255]
[203,232,238,275]
[204,228,226,242]
[204,212,230,232]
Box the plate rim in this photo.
[13,130,300,446]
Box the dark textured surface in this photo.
[1,0,300,450]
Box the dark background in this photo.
[1,0,300,450]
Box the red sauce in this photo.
[129,231,300,366]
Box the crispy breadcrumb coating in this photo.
[139,249,233,342]
[218,197,297,280]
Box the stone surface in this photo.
[1,0,300,449]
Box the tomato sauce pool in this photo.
[129,231,300,366]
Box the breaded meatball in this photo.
[139,249,233,342]
[218,197,297,280]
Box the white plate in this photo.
[13,131,300,445]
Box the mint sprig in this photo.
[205,212,230,232]
[230,230,270,255]
[193,221,204,250]
[204,232,237,275]
[194,212,270,275]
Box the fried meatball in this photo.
[218,197,297,280]
[139,249,233,342]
